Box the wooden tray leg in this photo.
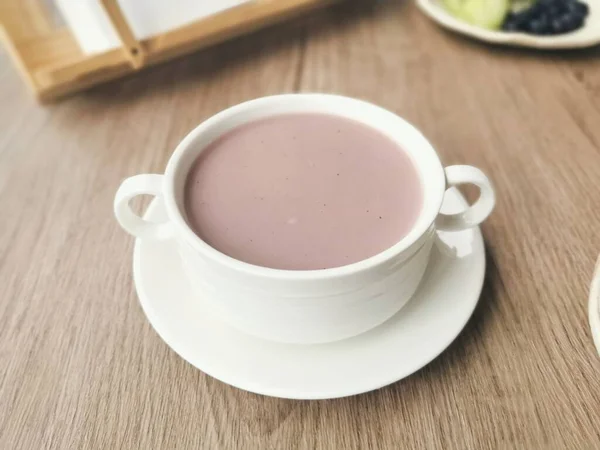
[99,0,145,69]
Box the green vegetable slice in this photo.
[442,0,510,30]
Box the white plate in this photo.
[417,0,600,49]
[133,189,486,399]
[590,256,600,356]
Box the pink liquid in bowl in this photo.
[184,113,423,271]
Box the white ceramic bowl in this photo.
[417,0,600,49]
[114,94,496,344]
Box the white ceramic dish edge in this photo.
[132,192,486,399]
[590,256,600,357]
[417,0,600,49]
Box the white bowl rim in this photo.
[162,94,447,281]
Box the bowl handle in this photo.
[114,174,173,239]
[436,165,496,232]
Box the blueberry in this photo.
[542,0,563,8]
[528,3,546,17]
[507,0,589,36]
[513,10,534,26]
[528,17,550,34]
[562,12,585,32]
[539,15,552,33]
[502,20,520,32]
[546,4,563,17]
[572,2,590,17]
[550,17,567,33]
[566,1,584,15]
[539,12,551,23]
[572,14,585,29]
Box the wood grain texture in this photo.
[1,1,599,448]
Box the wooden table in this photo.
[1,1,599,448]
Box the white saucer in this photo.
[133,189,485,399]
[417,0,600,50]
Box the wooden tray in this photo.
[0,0,334,102]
